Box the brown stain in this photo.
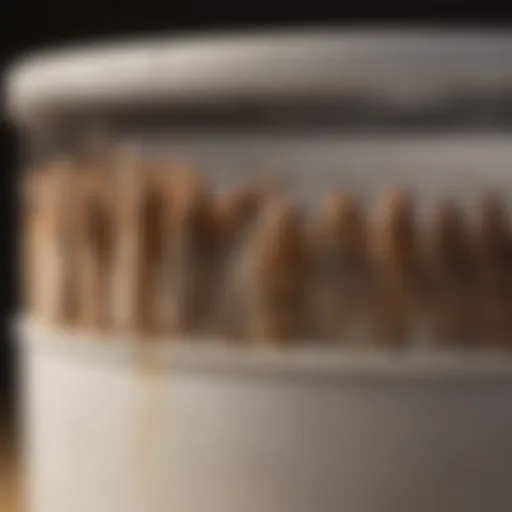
[246,198,312,344]
[213,184,262,246]
[21,154,512,351]
[168,165,217,337]
[476,191,512,348]
[74,169,116,331]
[112,156,175,336]
[20,167,46,314]
[316,191,371,342]
[139,163,175,335]
[51,162,82,327]
[211,182,268,339]
[427,198,480,347]
[370,188,421,347]
[22,161,80,325]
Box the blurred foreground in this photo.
[0,413,19,512]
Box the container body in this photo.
[20,319,512,512]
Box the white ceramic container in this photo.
[8,29,512,512]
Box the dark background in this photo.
[0,6,509,412]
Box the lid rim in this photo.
[8,28,512,123]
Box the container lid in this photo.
[7,28,512,123]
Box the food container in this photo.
[7,29,512,512]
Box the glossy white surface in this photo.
[18,319,512,512]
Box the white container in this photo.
[8,29,512,512]
[18,319,512,512]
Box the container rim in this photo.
[15,316,512,381]
[7,27,512,124]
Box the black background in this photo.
[0,5,510,411]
